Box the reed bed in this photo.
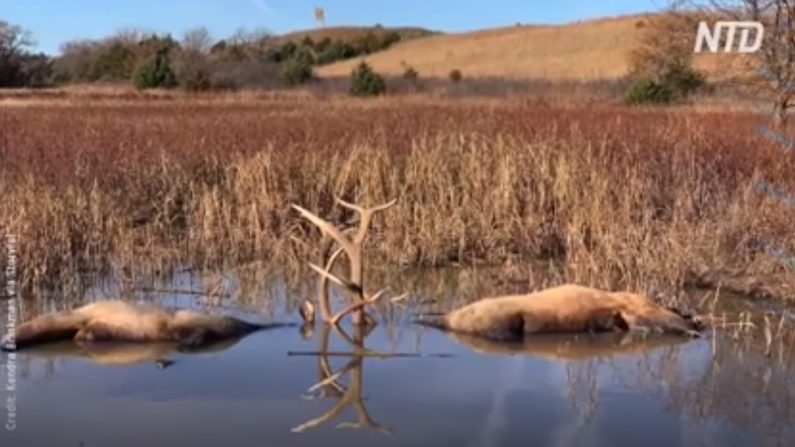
[0,96,793,301]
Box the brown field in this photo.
[0,93,793,303]
[316,14,743,81]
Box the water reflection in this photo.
[18,338,245,368]
[2,269,795,447]
[292,325,390,435]
[448,332,688,360]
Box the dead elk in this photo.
[1,300,295,352]
[416,284,705,341]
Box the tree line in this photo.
[0,20,410,90]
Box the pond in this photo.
[1,271,794,447]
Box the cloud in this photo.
[251,0,274,14]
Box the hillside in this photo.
[316,15,730,81]
[272,26,436,46]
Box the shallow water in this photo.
[1,274,794,447]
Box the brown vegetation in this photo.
[0,94,793,303]
[273,26,434,47]
[316,14,739,81]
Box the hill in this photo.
[272,26,436,47]
[316,14,730,81]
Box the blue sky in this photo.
[3,0,665,55]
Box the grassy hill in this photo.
[272,26,436,47]
[315,14,735,81]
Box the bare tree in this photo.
[0,21,34,86]
[181,27,214,55]
[111,28,146,47]
[686,0,795,127]
[0,21,32,59]
[629,11,699,80]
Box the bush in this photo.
[133,48,178,90]
[209,60,280,90]
[625,78,675,104]
[280,56,313,86]
[661,65,705,97]
[625,66,704,105]
[350,62,386,96]
[89,43,135,81]
[18,53,53,87]
[402,65,419,81]
[182,69,212,92]
[356,31,382,54]
[381,31,402,49]
[449,69,462,83]
[316,40,359,64]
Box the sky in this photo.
[2,0,666,55]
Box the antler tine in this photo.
[291,398,351,433]
[336,421,392,435]
[336,197,398,245]
[307,366,351,393]
[330,287,391,326]
[314,245,345,322]
[324,246,345,271]
[390,292,410,303]
[370,197,399,213]
[334,196,365,214]
[292,204,354,255]
[308,263,361,293]
[334,196,398,215]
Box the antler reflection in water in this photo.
[292,325,391,435]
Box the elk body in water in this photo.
[290,199,703,341]
[1,300,294,352]
[417,284,703,341]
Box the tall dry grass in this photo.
[0,96,793,301]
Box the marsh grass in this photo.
[0,97,793,303]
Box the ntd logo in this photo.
[694,21,764,53]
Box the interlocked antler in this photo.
[292,197,397,325]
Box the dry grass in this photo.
[318,15,648,80]
[316,13,746,81]
[0,94,793,302]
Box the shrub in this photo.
[625,66,704,105]
[280,56,313,86]
[380,31,402,49]
[402,65,419,81]
[182,69,212,92]
[88,42,136,81]
[661,65,705,98]
[18,53,54,87]
[625,78,674,104]
[356,31,382,54]
[350,61,386,96]
[209,60,280,90]
[316,40,359,64]
[133,48,178,90]
[626,15,704,104]
[449,69,463,83]
[273,41,298,63]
